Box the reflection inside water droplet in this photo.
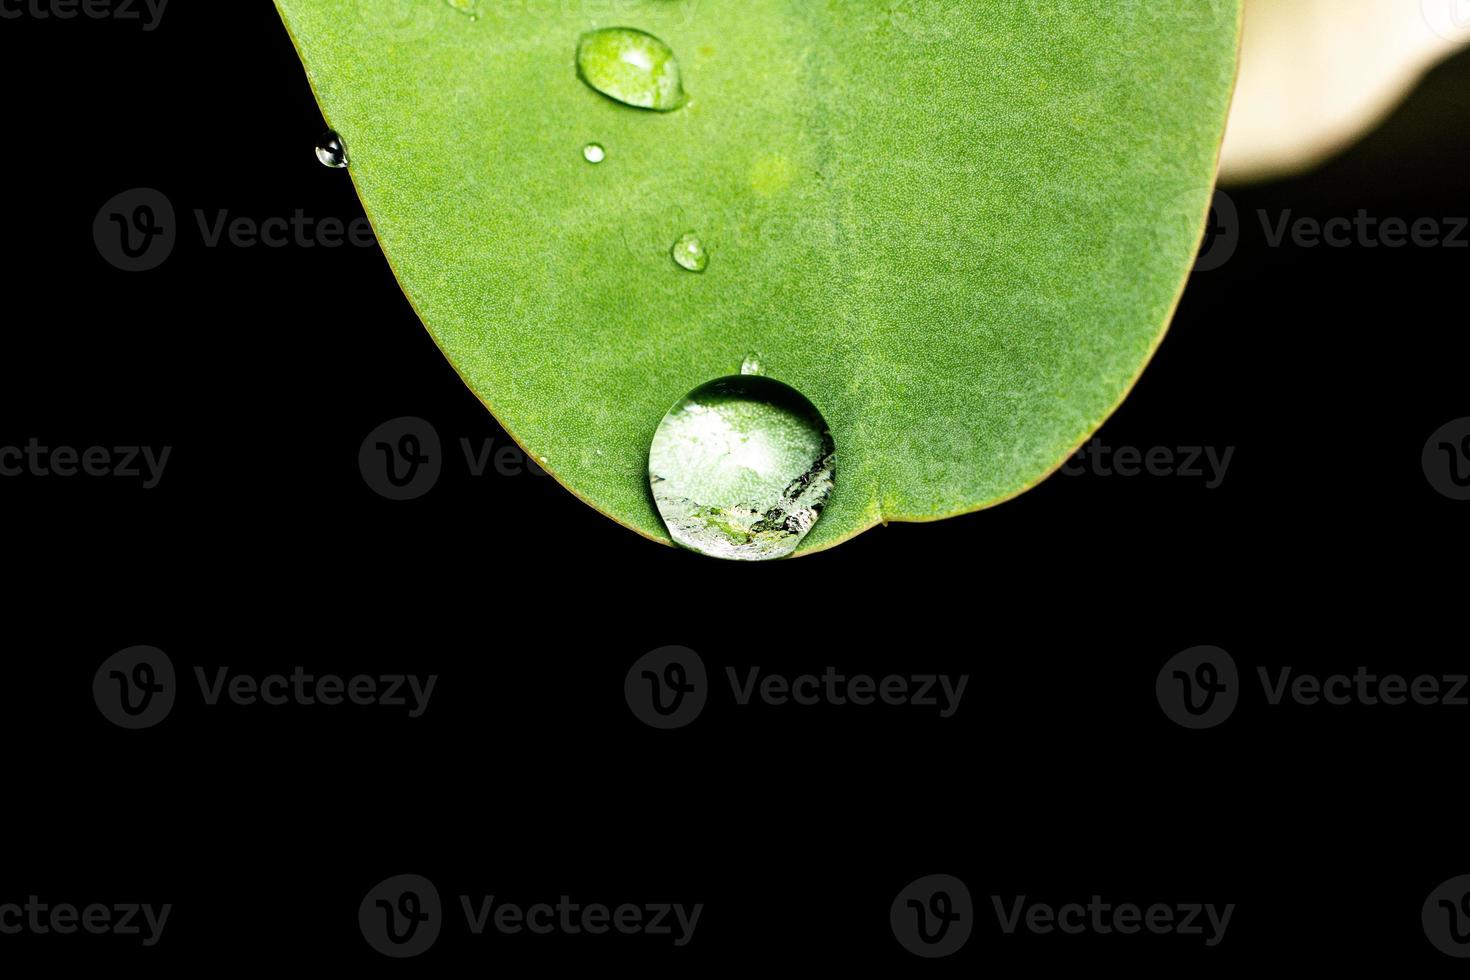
[315,131,348,169]
[576,27,685,111]
[649,376,835,561]
[583,142,606,164]
[671,232,707,272]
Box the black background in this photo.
[2,2,1467,971]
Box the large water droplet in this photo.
[671,232,708,272]
[577,27,685,112]
[315,131,348,169]
[583,142,606,164]
[649,376,835,561]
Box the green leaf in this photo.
[274,0,1241,553]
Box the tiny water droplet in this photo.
[443,0,479,18]
[315,131,348,169]
[649,376,835,561]
[583,142,606,164]
[740,354,765,376]
[671,232,708,273]
[576,27,685,112]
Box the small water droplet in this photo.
[315,131,348,169]
[583,142,606,164]
[649,376,835,561]
[576,27,685,112]
[671,232,708,273]
[740,354,765,376]
[443,0,479,19]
